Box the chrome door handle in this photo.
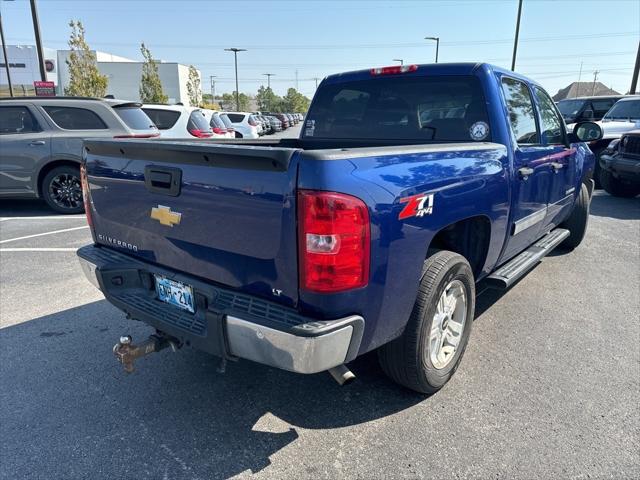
[28,140,46,146]
[518,166,534,179]
[550,162,564,172]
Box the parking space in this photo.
[0,193,638,479]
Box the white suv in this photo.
[224,112,260,139]
[142,105,213,139]
[202,109,234,139]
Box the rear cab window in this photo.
[142,108,181,130]
[0,106,41,134]
[42,106,107,130]
[303,75,491,142]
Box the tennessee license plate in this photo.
[154,275,195,313]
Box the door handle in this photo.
[28,140,46,146]
[518,166,534,180]
[550,162,564,172]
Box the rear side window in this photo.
[226,113,245,123]
[304,75,491,142]
[534,88,564,145]
[501,77,539,145]
[187,110,212,132]
[142,108,181,130]
[114,107,156,130]
[43,106,107,130]
[0,106,41,134]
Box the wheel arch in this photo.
[36,159,81,198]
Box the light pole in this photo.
[393,58,404,66]
[29,0,46,81]
[0,11,13,96]
[262,73,275,111]
[424,37,439,63]
[224,47,246,111]
[209,75,216,105]
[511,0,523,71]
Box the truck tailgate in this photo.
[83,139,300,306]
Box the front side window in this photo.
[0,106,41,134]
[501,77,539,145]
[42,106,107,130]
[304,75,491,142]
[534,87,565,145]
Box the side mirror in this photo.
[573,121,603,142]
[582,109,594,120]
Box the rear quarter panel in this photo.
[297,143,510,353]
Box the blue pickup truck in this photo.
[77,63,602,393]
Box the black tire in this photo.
[41,165,84,214]
[600,169,640,198]
[378,250,475,394]
[560,182,590,249]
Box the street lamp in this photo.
[393,58,404,66]
[224,47,246,111]
[424,36,439,63]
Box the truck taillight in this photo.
[298,190,370,293]
[370,64,418,75]
[80,162,92,227]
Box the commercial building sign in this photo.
[34,80,55,96]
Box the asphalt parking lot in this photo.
[0,191,638,480]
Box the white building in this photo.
[1,45,201,105]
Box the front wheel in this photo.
[378,251,475,394]
[560,182,590,250]
[41,165,84,214]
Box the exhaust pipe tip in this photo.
[328,365,355,386]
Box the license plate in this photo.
[154,275,195,313]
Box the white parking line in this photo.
[0,215,87,221]
[0,226,89,244]
[0,248,78,252]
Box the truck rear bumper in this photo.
[77,244,364,374]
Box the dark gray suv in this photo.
[0,97,158,213]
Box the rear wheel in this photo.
[41,165,84,214]
[600,170,640,198]
[560,182,590,249]
[378,250,475,394]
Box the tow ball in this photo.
[113,333,180,373]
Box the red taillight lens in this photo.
[370,64,418,75]
[227,127,234,133]
[189,129,213,138]
[212,127,226,135]
[80,162,92,227]
[298,190,370,293]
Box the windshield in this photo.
[557,99,585,117]
[603,99,640,121]
[303,75,490,142]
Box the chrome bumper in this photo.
[77,247,364,375]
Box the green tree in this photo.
[139,43,168,103]
[64,20,108,97]
[221,92,251,111]
[281,88,311,113]
[186,65,201,107]
[256,86,281,112]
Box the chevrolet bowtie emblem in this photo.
[150,205,181,227]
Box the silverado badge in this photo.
[151,205,182,227]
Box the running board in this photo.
[486,228,570,289]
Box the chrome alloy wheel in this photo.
[49,173,82,210]
[429,279,467,370]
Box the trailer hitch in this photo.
[113,333,180,373]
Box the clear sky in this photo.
[2,0,638,98]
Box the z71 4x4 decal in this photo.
[398,193,435,220]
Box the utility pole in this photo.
[511,0,523,71]
[575,61,583,97]
[262,73,275,89]
[30,0,47,81]
[295,69,299,90]
[591,70,599,96]
[425,37,439,63]
[313,77,319,89]
[209,75,216,105]
[224,47,246,111]
[0,12,14,97]
[630,40,640,94]
[393,58,404,66]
